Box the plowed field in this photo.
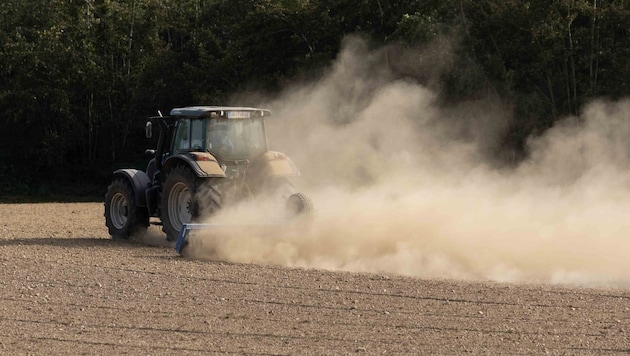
[1,203,629,354]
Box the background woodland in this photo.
[1,0,629,197]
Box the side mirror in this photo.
[145,121,153,138]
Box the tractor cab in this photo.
[169,106,271,162]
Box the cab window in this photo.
[172,119,206,153]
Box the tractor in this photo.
[104,106,312,242]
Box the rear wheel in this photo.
[271,177,296,201]
[258,176,296,207]
[160,165,221,241]
[104,178,149,240]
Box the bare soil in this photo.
[1,203,629,355]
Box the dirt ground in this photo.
[0,203,629,355]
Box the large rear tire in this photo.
[104,178,149,240]
[269,177,296,201]
[160,165,221,241]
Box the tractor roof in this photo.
[170,106,271,118]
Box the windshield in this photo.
[207,118,267,160]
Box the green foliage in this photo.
[0,164,31,196]
[1,0,629,196]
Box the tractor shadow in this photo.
[0,227,175,251]
[0,236,120,249]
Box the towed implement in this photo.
[104,106,313,253]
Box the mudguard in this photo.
[113,169,151,207]
[163,152,227,178]
[257,151,300,177]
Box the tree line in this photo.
[1,0,629,197]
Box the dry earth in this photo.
[0,203,629,355]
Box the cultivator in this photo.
[173,222,279,254]
[174,192,313,254]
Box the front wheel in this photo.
[104,178,149,240]
[160,165,221,241]
[286,192,314,218]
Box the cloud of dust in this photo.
[193,36,630,288]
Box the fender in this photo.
[163,152,227,178]
[113,169,151,207]
[257,151,300,177]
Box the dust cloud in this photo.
[193,37,630,288]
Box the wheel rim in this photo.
[110,192,128,229]
[168,182,193,232]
